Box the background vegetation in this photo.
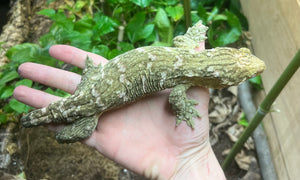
[0,0,250,124]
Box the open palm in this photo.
[14,45,225,179]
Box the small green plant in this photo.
[238,113,249,127]
[249,75,264,90]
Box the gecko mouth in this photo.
[250,69,264,78]
[250,74,257,78]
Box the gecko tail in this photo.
[21,107,52,127]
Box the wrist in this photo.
[169,142,226,180]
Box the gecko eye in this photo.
[239,48,251,54]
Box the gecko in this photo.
[20,21,266,143]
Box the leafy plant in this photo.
[0,0,248,122]
[195,0,248,47]
[238,113,249,127]
[249,75,264,90]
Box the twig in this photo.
[182,0,192,29]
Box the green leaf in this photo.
[37,9,56,17]
[45,88,70,97]
[197,3,208,24]
[154,8,173,46]
[155,8,171,29]
[239,113,249,127]
[0,86,14,99]
[208,26,241,47]
[74,15,94,37]
[212,14,227,21]
[65,30,92,50]
[118,42,135,52]
[225,10,242,31]
[207,10,242,47]
[126,12,145,43]
[55,89,70,98]
[129,0,153,8]
[0,84,4,92]
[229,0,248,30]
[93,15,118,36]
[249,75,264,90]
[126,12,154,43]
[6,43,41,64]
[75,0,87,11]
[0,71,19,85]
[39,33,58,48]
[91,45,110,59]
[141,24,155,39]
[108,49,122,59]
[45,88,55,95]
[191,12,201,25]
[165,6,184,21]
[45,9,74,30]
[15,79,33,87]
[165,0,178,6]
[0,113,7,125]
[9,99,30,113]
[207,6,219,22]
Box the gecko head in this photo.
[204,47,266,88]
[235,48,266,79]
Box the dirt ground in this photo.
[19,127,139,180]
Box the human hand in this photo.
[14,45,225,180]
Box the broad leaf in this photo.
[154,8,173,46]
[0,71,19,85]
[129,0,153,8]
[15,79,33,87]
[0,86,14,99]
[165,6,184,21]
[249,75,264,90]
[9,99,31,113]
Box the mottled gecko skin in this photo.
[20,21,265,143]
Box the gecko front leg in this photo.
[169,84,201,128]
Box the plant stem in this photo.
[222,50,300,169]
[182,0,192,29]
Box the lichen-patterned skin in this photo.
[20,21,266,143]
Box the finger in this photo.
[13,86,61,108]
[49,44,108,68]
[18,62,81,94]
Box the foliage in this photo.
[249,75,264,90]
[238,112,248,127]
[195,0,248,47]
[0,0,249,122]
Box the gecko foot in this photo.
[174,99,201,128]
[56,114,99,143]
[169,84,201,128]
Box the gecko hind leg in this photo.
[55,114,100,143]
[169,84,201,128]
